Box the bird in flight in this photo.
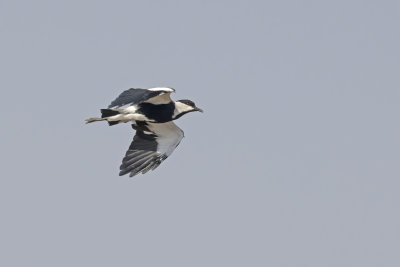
[86,87,203,177]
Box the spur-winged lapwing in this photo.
[86,87,202,177]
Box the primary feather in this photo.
[85,87,202,177]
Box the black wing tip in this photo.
[118,155,167,178]
[118,168,151,178]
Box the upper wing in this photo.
[108,87,174,108]
[119,121,184,177]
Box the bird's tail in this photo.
[100,109,120,118]
[85,109,121,125]
[85,117,106,124]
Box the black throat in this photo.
[137,102,175,123]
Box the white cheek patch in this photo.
[173,102,194,117]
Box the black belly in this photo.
[138,102,175,123]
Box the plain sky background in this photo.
[1,0,399,266]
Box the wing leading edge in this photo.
[108,87,174,108]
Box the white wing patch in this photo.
[147,87,175,92]
[119,121,184,177]
[145,92,173,105]
[147,121,184,156]
[108,87,175,108]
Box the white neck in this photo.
[173,102,193,118]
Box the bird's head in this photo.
[173,99,203,119]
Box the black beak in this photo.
[195,107,204,113]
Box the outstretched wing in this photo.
[108,87,175,108]
[119,121,184,177]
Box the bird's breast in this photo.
[137,102,175,123]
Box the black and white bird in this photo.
[86,87,202,177]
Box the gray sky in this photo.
[1,0,399,266]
